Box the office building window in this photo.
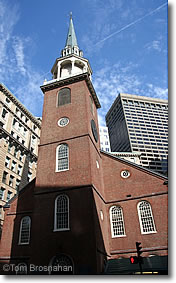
[16,179,20,190]
[2,108,8,119]
[5,156,10,168]
[17,165,23,176]
[0,188,5,200]
[9,175,14,187]
[6,191,12,202]
[11,160,17,172]
[2,171,8,184]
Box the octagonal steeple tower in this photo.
[47,13,92,83]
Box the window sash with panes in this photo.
[2,172,8,184]
[5,156,10,168]
[138,201,156,234]
[58,88,71,106]
[110,206,125,237]
[2,109,8,119]
[16,179,20,190]
[55,195,69,231]
[0,188,5,200]
[6,191,12,202]
[17,165,23,176]
[19,216,31,244]
[9,175,14,187]
[11,161,17,172]
[57,144,69,171]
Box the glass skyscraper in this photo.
[106,93,168,175]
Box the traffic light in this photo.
[130,256,138,264]
[136,242,142,257]
[136,242,143,264]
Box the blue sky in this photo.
[0,0,168,126]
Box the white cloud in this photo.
[0,0,19,63]
[12,36,26,75]
[93,62,168,126]
[0,0,45,117]
[145,40,162,52]
[146,83,168,99]
[82,1,167,55]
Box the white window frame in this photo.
[56,144,69,172]
[19,216,31,245]
[54,195,69,232]
[110,206,126,238]
[137,201,157,234]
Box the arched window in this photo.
[137,201,156,234]
[110,206,125,238]
[19,216,31,244]
[58,88,71,106]
[54,195,69,231]
[16,263,28,275]
[56,144,69,172]
[49,254,74,274]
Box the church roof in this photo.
[100,150,168,180]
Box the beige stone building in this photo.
[0,83,41,233]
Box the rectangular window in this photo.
[31,135,36,146]
[19,152,24,162]
[23,128,27,137]
[2,109,8,119]
[6,191,12,202]
[16,179,20,190]
[9,175,14,187]
[5,156,10,168]
[0,188,5,200]
[2,171,8,184]
[14,148,18,158]
[11,160,17,172]
[27,172,32,182]
[17,165,23,176]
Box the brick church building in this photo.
[0,15,168,275]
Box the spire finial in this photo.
[61,13,83,58]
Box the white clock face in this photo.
[58,117,69,127]
[121,170,131,178]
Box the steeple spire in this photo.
[61,13,83,58]
[48,14,92,83]
[65,12,78,48]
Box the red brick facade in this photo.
[0,74,168,275]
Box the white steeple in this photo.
[43,14,92,85]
